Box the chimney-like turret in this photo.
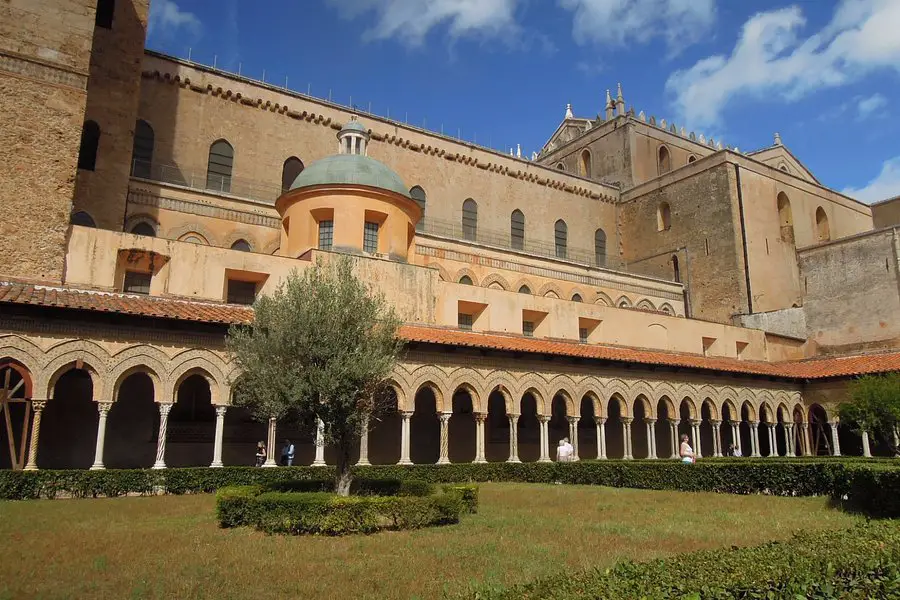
[605,89,614,120]
[616,83,625,116]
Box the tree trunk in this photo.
[335,434,354,497]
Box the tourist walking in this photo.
[679,434,695,464]
[730,444,742,457]
[281,439,295,466]
[255,441,266,467]
[556,438,572,462]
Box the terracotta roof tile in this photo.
[0,282,897,380]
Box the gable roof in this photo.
[748,144,820,184]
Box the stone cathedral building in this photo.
[1,0,899,472]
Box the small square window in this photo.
[579,328,588,343]
[227,280,257,305]
[123,271,151,295]
[363,221,379,254]
[523,321,534,337]
[318,220,334,251]
[458,313,473,331]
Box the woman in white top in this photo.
[679,434,695,464]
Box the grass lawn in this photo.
[1,483,861,600]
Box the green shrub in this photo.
[215,485,264,528]
[443,484,479,514]
[466,521,900,599]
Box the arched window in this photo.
[556,163,565,171]
[518,285,531,294]
[658,145,671,175]
[206,139,234,193]
[777,192,795,245]
[410,186,427,232]
[779,164,789,173]
[131,120,154,178]
[96,0,114,29]
[77,120,100,171]
[657,202,671,231]
[459,275,473,285]
[70,211,96,227]
[281,157,304,193]
[580,149,592,178]
[672,255,681,283]
[510,209,525,250]
[688,155,697,164]
[231,239,251,252]
[572,293,582,302]
[180,233,208,245]
[130,222,156,237]
[594,228,607,267]
[462,199,477,241]
[554,219,568,259]
[815,207,830,242]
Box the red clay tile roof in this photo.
[1,282,897,380]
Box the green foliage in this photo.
[226,256,404,494]
[443,484,479,514]
[215,482,465,535]
[465,521,900,599]
[841,373,900,453]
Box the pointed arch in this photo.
[579,148,592,178]
[658,145,671,175]
[481,273,511,291]
[131,119,154,178]
[453,268,479,287]
[636,299,656,311]
[510,209,525,250]
[281,156,305,192]
[537,282,564,299]
[815,206,830,242]
[616,296,632,308]
[554,219,568,259]
[594,228,607,267]
[410,186,427,232]
[594,292,613,307]
[462,199,478,241]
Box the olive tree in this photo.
[227,256,403,495]
[838,373,900,456]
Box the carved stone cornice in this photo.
[0,51,88,91]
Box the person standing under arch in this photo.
[680,434,695,463]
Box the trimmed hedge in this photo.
[2,460,898,516]
[465,521,900,599]
[216,483,466,535]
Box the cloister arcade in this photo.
[1,336,886,471]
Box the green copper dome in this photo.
[289,154,410,198]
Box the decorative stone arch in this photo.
[775,402,791,423]
[425,262,451,282]
[740,400,758,422]
[629,381,655,418]
[636,299,656,311]
[721,397,739,421]
[578,387,604,418]
[262,238,281,255]
[381,378,408,412]
[45,357,106,401]
[108,346,169,401]
[167,223,218,246]
[569,287,588,302]
[701,398,719,421]
[481,273,510,291]
[519,386,548,416]
[166,350,228,405]
[602,378,632,418]
[546,376,578,415]
[453,268,480,287]
[408,374,449,414]
[223,230,260,253]
[757,391,777,423]
[615,295,633,308]
[607,392,630,418]
[0,335,43,384]
[512,278,537,295]
[124,213,159,236]
[450,381,483,414]
[538,282,564,299]
[678,395,699,420]
[39,340,111,400]
[594,292,613,307]
[632,394,654,419]
[791,402,805,423]
[483,372,518,414]
[446,367,487,410]
[658,303,675,316]
[696,384,719,405]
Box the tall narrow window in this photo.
[594,228,607,267]
[95,0,114,29]
[554,219,568,259]
[579,328,589,343]
[206,139,234,193]
[123,271,151,295]
[815,207,830,242]
[131,120,154,178]
[281,157,304,192]
[658,145,671,175]
[410,186,427,232]
[777,192,795,245]
[672,255,681,283]
[657,202,671,231]
[318,220,334,251]
[458,313,473,331]
[231,239,251,252]
[510,209,525,250]
[580,149,592,178]
[462,199,478,241]
[77,121,100,171]
[363,221,379,254]
[522,321,535,337]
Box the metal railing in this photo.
[131,160,283,205]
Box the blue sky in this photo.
[147,0,900,204]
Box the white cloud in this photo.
[843,156,900,204]
[857,93,888,120]
[148,0,202,38]
[665,0,900,129]
[558,0,716,53]
[327,0,520,46]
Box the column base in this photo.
[312,460,327,467]
[397,459,413,466]
[473,458,487,464]
[89,464,105,471]
[24,465,38,471]
[151,462,167,470]
[506,457,521,463]
[210,461,224,468]
[262,460,278,468]
[436,458,451,465]
[355,459,371,466]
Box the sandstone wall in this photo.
[873,197,900,228]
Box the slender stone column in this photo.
[828,421,841,457]
[892,427,899,458]
[862,430,872,458]
[474,413,487,463]
[749,421,761,457]
[784,425,793,456]
[730,421,740,455]
[152,403,173,469]
[210,405,227,468]
[507,414,520,463]
[645,418,657,459]
[538,415,551,462]
[766,424,776,456]
[689,419,702,458]
[437,412,451,464]
[668,419,678,459]
[90,401,112,470]
[595,416,607,459]
[799,423,811,456]
[355,413,371,466]
[398,411,413,465]
[710,420,722,457]
[568,416,580,461]
[622,417,633,459]
[24,400,46,471]
[263,417,278,467]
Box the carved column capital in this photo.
[158,402,173,416]
[644,418,657,425]
[537,414,550,424]
[594,416,607,426]
[97,401,113,416]
[474,412,487,423]
[215,405,228,417]
[621,417,633,425]
[400,410,414,419]
[566,415,579,424]
[439,412,452,423]
[31,400,47,411]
